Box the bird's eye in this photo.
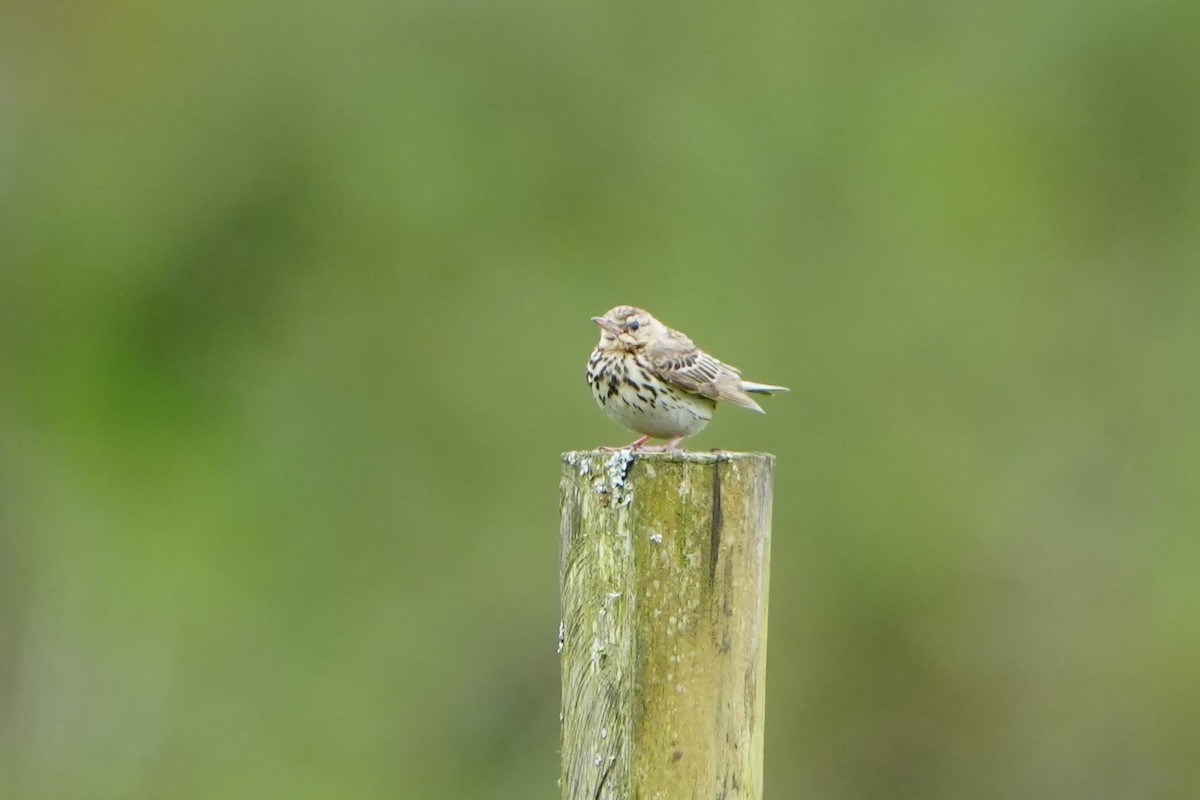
[626,319,641,331]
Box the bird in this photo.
[586,305,788,450]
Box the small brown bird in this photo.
[586,305,788,450]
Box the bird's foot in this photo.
[634,435,688,452]
[599,434,653,452]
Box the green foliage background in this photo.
[2,1,1198,797]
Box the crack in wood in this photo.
[709,460,723,585]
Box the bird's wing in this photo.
[646,331,764,413]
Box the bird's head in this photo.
[592,305,662,351]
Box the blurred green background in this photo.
[2,1,1198,798]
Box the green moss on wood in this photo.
[560,451,774,800]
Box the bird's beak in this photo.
[592,316,622,336]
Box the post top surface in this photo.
[562,450,774,465]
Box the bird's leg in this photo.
[663,434,688,451]
[600,434,653,452]
[636,434,689,453]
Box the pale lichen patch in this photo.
[603,449,636,506]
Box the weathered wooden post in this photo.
[559,450,774,800]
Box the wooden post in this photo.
[559,450,774,800]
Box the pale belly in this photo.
[592,381,716,439]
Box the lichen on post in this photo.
[559,450,774,800]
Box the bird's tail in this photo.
[741,381,789,395]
